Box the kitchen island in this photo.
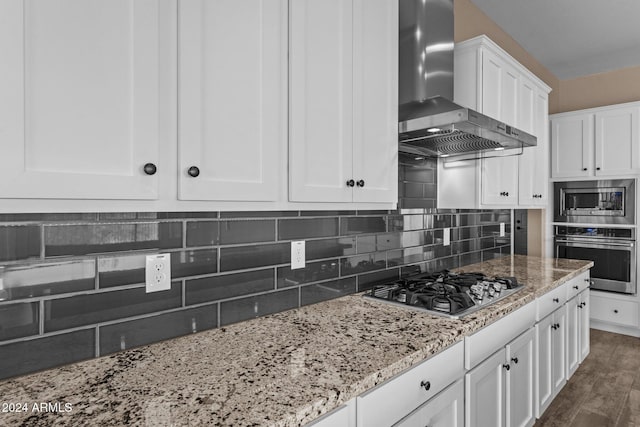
[0,255,592,426]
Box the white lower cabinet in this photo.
[465,328,535,427]
[356,341,464,427]
[536,305,567,417]
[566,288,590,379]
[395,379,464,427]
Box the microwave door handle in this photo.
[555,239,634,248]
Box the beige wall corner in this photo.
[527,209,545,257]
[453,0,560,113]
[558,65,640,112]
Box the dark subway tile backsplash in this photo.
[186,221,219,247]
[186,269,274,305]
[278,218,339,240]
[0,165,511,379]
[300,278,357,306]
[3,260,95,299]
[44,283,182,332]
[220,288,299,326]
[0,225,40,262]
[220,219,275,245]
[99,305,218,356]
[0,329,95,380]
[220,243,289,272]
[45,222,182,256]
[0,302,39,341]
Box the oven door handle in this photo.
[555,239,635,248]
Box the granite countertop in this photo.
[0,255,593,426]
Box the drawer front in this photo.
[566,271,590,300]
[591,294,639,327]
[357,340,464,427]
[537,283,567,321]
[394,378,464,427]
[465,300,536,369]
[308,399,355,427]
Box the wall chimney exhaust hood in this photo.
[398,0,536,158]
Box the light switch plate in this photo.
[443,228,451,246]
[500,223,505,237]
[145,253,171,293]
[291,241,306,270]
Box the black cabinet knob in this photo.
[582,168,587,171]
[516,227,522,230]
[596,167,601,171]
[573,285,579,290]
[503,364,511,371]
[556,323,560,328]
[420,380,431,391]
[346,179,355,187]
[553,298,559,303]
[188,166,200,177]
[505,192,509,196]
[356,179,365,187]
[614,309,619,314]
[511,357,519,364]
[143,163,157,175]
[578,303,583,309]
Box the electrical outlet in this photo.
[500,223,505,237]
[145,253,171,293]
[291,240,306,270]
[443,228,450,246]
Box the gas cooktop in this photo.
[365,270,525,319]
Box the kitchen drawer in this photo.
[394,378,464,427]
[356,340,464,427]
[465,300,536,369]
[591,294,639,327]
[307,399,356,427]
[566,271,591,301]
[537,282,567,321]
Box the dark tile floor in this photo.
[535,329,640,427]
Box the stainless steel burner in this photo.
[364,271,525,319]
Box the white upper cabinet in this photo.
[0,0,165,199]
[441,35,551,209]
[519,82,549,206]
[289,0,398,204]
[177,0,286,201]
[551,102,640,179]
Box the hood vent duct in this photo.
[398,0,536,158]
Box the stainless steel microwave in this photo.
[554,179,635,225]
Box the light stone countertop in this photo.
[0,255,593,426]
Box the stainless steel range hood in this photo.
[398,0,536,158]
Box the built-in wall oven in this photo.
[554,179,635,224]
[555,226,636,294]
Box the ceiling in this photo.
[469,0,640,80]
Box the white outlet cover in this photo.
[145,253,171,293]
[291,241,306,270]
[443,228,450,246]
[500,223,506,237]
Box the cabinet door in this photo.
[566,296,580,379]
[482,49,518,126]
[506,328,535,427]
[594,106,640,176]
[396,379,464,427]
[550,114,594,178]
[466,348,506,427]
[178,0,285,201]
[578,291,590,363]
[481,154,519,206]
[519,90,549,206]
[535,314,553,417]
[352,0,397,203]
[551,306,567,396]
[0,0,163,199]
[289,0,353,202]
